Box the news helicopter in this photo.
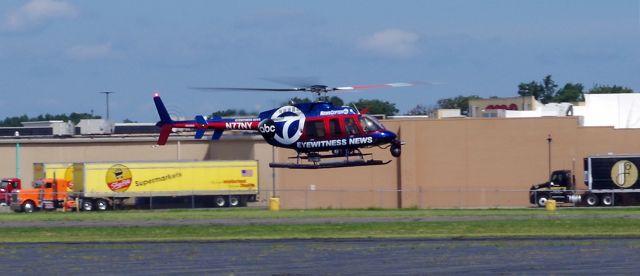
[153,82,413,169]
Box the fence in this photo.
[276,188,538,209]
[263,188,625,209]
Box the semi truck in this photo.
[0,178,21,206]
[2,163,71,208]
[530,155,640,207]
[70,160,259,211]
[10,178,74,212]
[11,160,259,212]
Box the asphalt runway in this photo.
[3,238,640,275]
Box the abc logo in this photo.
[258,119,276,139]
[270,106,305,145]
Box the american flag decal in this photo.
[242,169,253,177]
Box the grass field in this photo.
[5,207,640,221]
[2,208,640,242]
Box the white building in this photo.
[502,93,640,129]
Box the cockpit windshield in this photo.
[359,115,384,133]
[0,181,7,189]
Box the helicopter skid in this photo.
[269,159,390,169]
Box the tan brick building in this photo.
[2,116,639,209]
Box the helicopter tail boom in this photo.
[153,94,260,145]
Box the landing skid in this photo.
[270,159,390,169]
[269,149,391,169]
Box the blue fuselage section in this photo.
[256,102,396,152]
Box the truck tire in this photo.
[214,196,227,207]
[601,194,614,207]
[82,200,94,211]
[585,194,599,207]
[96,199,109,211]
[536,194,549,208]
[22,200,36,213]
[228,196,240,207]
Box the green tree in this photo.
[348,99,398,116]
[518,81,543,99]
[541,75,558,103]
[210,109,257,118]
[405,104,431,115]
[436,95,481,115]
[281,97,313,106]
[553,83,584,102]
[588,84,634,94]
[327,96,344,107]
[518,75,557,104]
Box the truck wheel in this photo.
[214,196,227,207]
[228,196,240,207]
[601,194,614,207]
[22,201,35,213]
[96,199,109,211]
[536,194,549,208]
[82,200,94,211]
[585,194,599,207]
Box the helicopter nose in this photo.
[376,130,397,143]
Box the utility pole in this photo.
[14,131,20,178]
[99,91,115,120]
[547,134,553,177]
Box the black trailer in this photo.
[583,155,640,206]
[530,155,640,207]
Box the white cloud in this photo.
[358,29,420,58]
[3,0,77,32]
[67,43,113,60]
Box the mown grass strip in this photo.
[4,207,640,222]
[2,219,640,243]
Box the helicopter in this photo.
[153,82,414,169]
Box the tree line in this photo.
[517,75,632,104]
[0,113,101,127]
[2,76,633,124]
[413,75,634,116]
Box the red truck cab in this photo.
[0,178,21,206]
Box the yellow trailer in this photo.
[71,160,258,211]
[33,163,74,184]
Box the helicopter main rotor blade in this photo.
[191,87,303,92]
[334,82,415,91]
[190,81,421,94]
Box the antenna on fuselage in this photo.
[352,103,360,114]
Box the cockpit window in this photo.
[0,181,7,189]
[304,120,326,139]
[359,115,384,133]
[344,117,359,135]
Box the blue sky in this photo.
[0,0,638,122]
